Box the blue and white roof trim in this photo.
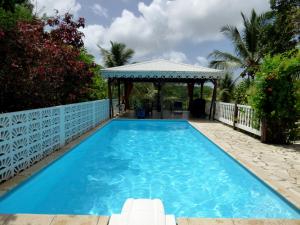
[101,59,225,79]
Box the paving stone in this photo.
[3,214,54,225]
[177,218,189,225]
[97,216,109,225]
[51,215,99,225]
[233,219,283,225]
[279,220,300,225]
[188,218,234,225]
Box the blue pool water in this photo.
[0,120,299,218]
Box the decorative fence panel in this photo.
[215,102,235,126]
[206,101,261,136]
[0,100,110,182]
[235,104,261,136]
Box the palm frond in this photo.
[98,41,135,67]
[241,10,262,60]
[221,25,250,60]
[208,50,243,69]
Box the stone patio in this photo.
[189,120,300,208]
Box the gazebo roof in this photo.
[101,59,224,80]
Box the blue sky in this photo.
[32,0,270,67]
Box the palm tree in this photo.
[209,9,265,78]
[99,41,134,68]
[218,73,235,102]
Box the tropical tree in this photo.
[233,78,253,104]
[260,0,299,55]
[209,9,265,78]
[99,41,134,67]
[218,73,234,102]
[0,13,96,112]
[79,49,107,99]
[0,0,32,12]
[0,0,32,31]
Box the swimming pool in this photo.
[0,120,299,218]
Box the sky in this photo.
[31,0,270,67]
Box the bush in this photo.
[0,13,98,112]
[249,50,300,143]
[233,78,253,104]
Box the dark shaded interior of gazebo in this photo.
[107,77,218,120]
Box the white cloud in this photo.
[161,51,187,63]
[196,56,209,67]
[31,0,81,16]
[91,4,108,18]
[81,0,269,65]
[80,25,106,64]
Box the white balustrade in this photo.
[206,101,261,136]
[236,104,261,136]
[0,100,110,182]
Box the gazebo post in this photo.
[187,82,194,110]
[124,81,133,111]
[209,79,217,120]
[108,78,113,118]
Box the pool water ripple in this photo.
[0,120,299,218]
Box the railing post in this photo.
[59,106,65,147]
[233,102,238,130]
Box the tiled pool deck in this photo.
[0,119,299,225]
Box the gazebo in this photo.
[101,59,224,119]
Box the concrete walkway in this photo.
[189,120,300,208]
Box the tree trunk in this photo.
[260,117,268,143]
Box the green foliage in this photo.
[233,78,253,104]
[78,50,107,99]
[209,9,264,78]
[249,50,300,143]
[130,83,156,103]
[218,73,234,102]
[0,0,32,12]
[99,41,134,67]
[0,4,32,30]
[260,0,299,55]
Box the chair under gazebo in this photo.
[101,59,225,119]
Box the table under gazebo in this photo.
[101,59,225,119]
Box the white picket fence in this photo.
[0,100,113,182]
[206,101,261,136]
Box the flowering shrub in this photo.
[0,12,98,112]
[249,50,300,143]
